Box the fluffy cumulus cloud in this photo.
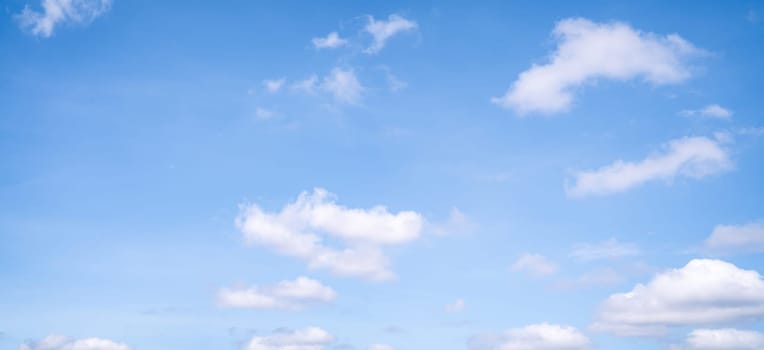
[566,136,731,197]
[312,32,348,49]
[592,259,764,337]
[703,222,764,254]
[570,238,641,261]
[218,276,336,310]
[363,14,417,54]
[671,328,764,350]
[469,324,591,350]
[20,335,130,350]
[511,253,558,277]
[15,0,111,38]
[680,104,734,119]
[492,18,701,114]
[245,327,334,350]
[237,188,424,281]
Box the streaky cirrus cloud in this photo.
[469,323,591,350]
[363,14,417,54]
[570,238,641,261]
[703,222,764,254]
[217,276,336,310]
[15,0,112,38]
[566,136,731,197]
[237,188,424,281]
[511,253,558,277]
[20,335,130,350]
[680,104,733,119]
[492,18,702,115]
[670,328,764,350]
[245,327,334,350]
[591,259,764,337]
[312,32,348,49]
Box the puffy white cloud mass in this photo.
[237,188,424,281]
[566,136,731,197]
[245,327,334,350]
[570,238,641,261]
[312,32,348,49]
[469,324,591,350]
[592,259,764,337]
[704,222,764,254]
[364,14,417,54]
[511,253,558,277]
[680,104,734,119]
[492,18,701,114]
[15,0,111,38]
[20,335,130,350]
[672,328,764,350]
[218,276,336,309]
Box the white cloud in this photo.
[244,327,334,350]
[15,0,111,38]
[570,239,641,261]
[672,328,764,350]
[255,107,277,120]
[321,68,363,104]
[363,14,417,54]
[237,188,424,281]
[511,254,558,277]
[492,18,701,114]
[291,75,319,94]
[312,32,348,49]
[469,324,591,350]
[446,298,466,313]
[681,104,734,119]
[431,208,475,235]
[592,259,764,337]
[368,345,395,350]
[566,136,731,197]
[263,78,286,93]
[703,222,764,254]
[218,276,336,310]
[20,335,130,350]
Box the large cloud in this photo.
[20,335,130,350]
[218,276,336,310]
[15,0,112,38]
[237,188,424,281]
[245,327,334,350]
[592,259,764,337]
[469,324,591,350]
[492,18,701,114]
[566,136,731,197]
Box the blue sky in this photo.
[2,1,764,350]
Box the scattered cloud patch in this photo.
[368,345,395,350]
[566,136,731,197]
[255,107,278,120]
[237,188,424,281]
[291,75,319,94]
[592,259,764,337]
[20,335,130,350]
[492,18,702,114]
[264,78,286,93]
[218,276,336,310]
[671,328,764,350]
[244,327,334,350]
[446,298,466,313]
[312,32,348,49]
[364,14,417,54]
[431,208,475,235]
[703,222,764,254]
[15,0,111,38]
[570,239,641,261]
[469,324,591,350]
[320,68,363,104]
[680,104,733,119]
[511,253,558,277]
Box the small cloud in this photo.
[570,239,641,261]
[263,78,286,93]
[321,68,363,104]
[312,32,348,49]
[551,267,624,290]
[15,0,112,38]
[671,328,764,350]
[469,324,590,350]
[511,253,558,277]
[217,276,336,310]
[431,208,476,235]
[255,107,278,120]
[363,14,418,54]
[291,75,319,94]
[368,345,395,350]
[680,104,733,119]
[244,327,335,350]
[20,335,131,350]
[445,298,466,313]
[702,222,764,255]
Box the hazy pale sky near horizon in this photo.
[2,1,764,350]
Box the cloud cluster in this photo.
[469,324,591,350]
[20,335,130,350]
[363,14,418,54]
[245,327,334,350]
[492,18,701,114]
[511,253,558,277]
[237,188,424,281]
[566,136,731,197]
[15,0,112,38]
[592,259,764,336]
[218,276,336,310]
[703,222,764,254]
